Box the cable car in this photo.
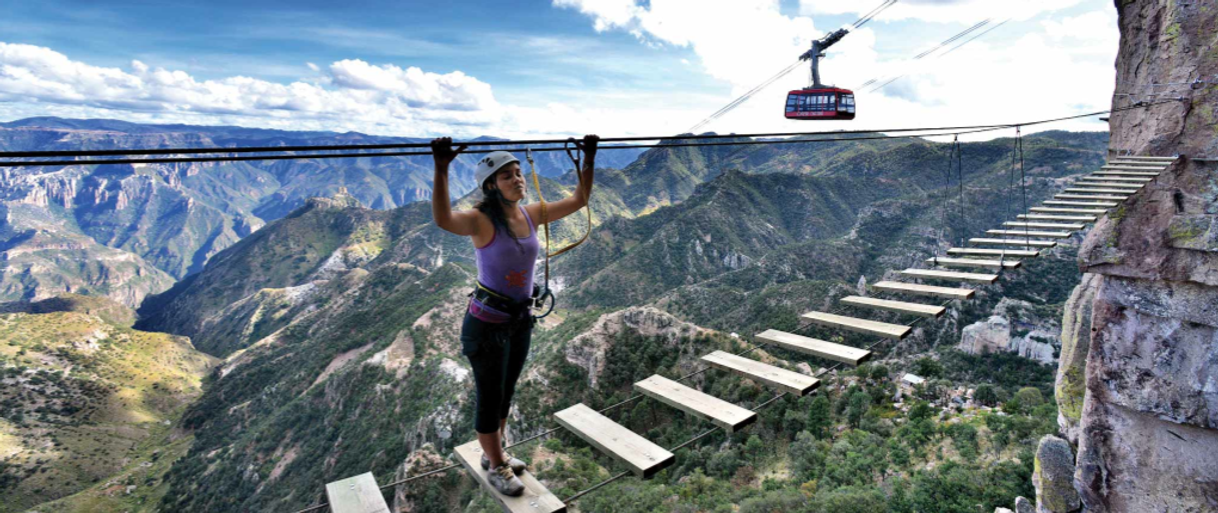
[787,28,855,121]
[785,88,856,120]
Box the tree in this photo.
[783,409,806,437]
[806,395,832,439]
[974,384,998,406]
[870,364,889,381]
[1014,387,1044,411]
[846,391,871,428]
[912,357,944,378]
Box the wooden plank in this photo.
[1101,169,1164,175]
[840,295,946,318]
[801,311,911,340]
[872,280,974,299]
[1109,160,1172,166]
[1030,207,1108,214]
[756,328,875,364]
[899,268,998,284]
[1083,175,1152,182]
[1055,194,1129,201]
[1017,214,1098,222]
[1096,168,1161,174]
[925,256,1021,269]
[1112,156,1177,161]
[949,247,1041,257]
[325,473,392,513]
[1043,200,1119,207]
[986,229,1073,238]
[553,404,674,478]
[970,237,1057,247]
[1075,181,1143,189]
[634,375,757,433]
[701,350,820,396]
[1064,187,1140,195]
[454,441,567,513]
[1003,221,1086,230]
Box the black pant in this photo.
[461,312,533,434]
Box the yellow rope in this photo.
[527,149,592,268]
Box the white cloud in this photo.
[0,41,505,136]
[799,0,1088,24]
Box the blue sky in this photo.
[0,0,1120,139]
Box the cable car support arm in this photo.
[801,28,849,88]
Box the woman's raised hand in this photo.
[580,134,599,158]
[430,137,467,168]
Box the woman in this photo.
[430,135,598,496]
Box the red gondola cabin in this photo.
[785,88,855,120]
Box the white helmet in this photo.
[471,151,520,201]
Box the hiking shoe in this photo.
[481,451,527,474]
[487,463,525,496]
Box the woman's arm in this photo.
[430,137,481,236]
[530,135,598,225]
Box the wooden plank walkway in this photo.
[1043,200,1119,207]
[701,351,819,396]
[454,441,567,513]
[634,375,757,433]
[1113,156,1176,161]
[1003,221,1086,230]
[985,229,1073,238]
[969,237,1057,247]
[801,311,912,339]
[325,473,392,513]
[926,256,1021,269]
[1055,194,1129,201]
[553,404,674,478]
[839,295,946,318]
[872,280,974,299]
[756,328,874,365]
[1030,207,1108,214]
[1017,214,1097,222]
[949,247,1041,257]
[900,268,998,284]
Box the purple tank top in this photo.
[469,206,540,323]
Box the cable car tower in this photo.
[786,28,856,120]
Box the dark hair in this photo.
[475,179,525,251]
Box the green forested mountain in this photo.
[0,295,216,513]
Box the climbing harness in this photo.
[525,139,594,319]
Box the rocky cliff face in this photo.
[1058,1,1218,511]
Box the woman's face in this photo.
[489,162,526,202]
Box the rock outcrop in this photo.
[1055,273,1099,444]
[1059,1,1218,511]
[1032,435,1081,513]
